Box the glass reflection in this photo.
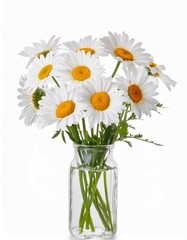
[68,234,117,240]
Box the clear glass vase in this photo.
[69,144,118,239]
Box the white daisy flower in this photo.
[19,35,61,66]
[100,31,152,66]
[60,51,105,90]
[146,62,176,91]
[79,77,124,129]
[117,66,158,118]
[25,52,63,91]
[38,86,83,130]
[17,76,46,126]
[63,35,106,56]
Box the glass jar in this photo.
[69,144,118,239]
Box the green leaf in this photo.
[118,121,128,140]
[102,124,117,145]
[71,124,81,144]
[127,112,137,121]
[123,140,132,147]
[32,88,46,110]
[156,103,163,108]
[66,130,76,143]
[61,131,66,143]
[128,124,136,130]
[133,134,143,139]
[52,130,61,139]
[127,133,163,146]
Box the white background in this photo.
[0,0,187,239]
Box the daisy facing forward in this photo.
[100,31,152,67]
[25,52,63,91]
[39,86,83,131]
[63,35,106,56]
[19,35,61,67]
[17,76,46,126]
[146,61,176,91]
[79,77,124,129]
[117,66,158,118]
[60,50,105,90]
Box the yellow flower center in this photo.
[91,92,110,111]
[72,66,91,81]
[79,48,95,54]
[149,62,159,77]
[56,100,75,118]
[154,73,159,77]
[149,61,157,67]
[37,50,51,58]
[38,64,53,80]
[128,84,142,103]
[114,47,134,61]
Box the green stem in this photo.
[111,61,121,78]
[91,128,94,139]
[88,213,95,231]
[124,104,130,121]
[79,172,102,229]
[96,124,99,144]
[79,204,85,229]
[77,124,84,142]
[82,118,89,144]
[52,76,60,88]
[79,171,87,207]
[78,165,87,227]
[78,151,115,234]
[95,189,107,211]
[93,193,111,231]
[67,126,80,144]
[104,171,114,232]
[79,170,116,233]
[79,170,95,233]
[72,124,81,143]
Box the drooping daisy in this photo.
[146,61,176,91]
[19,35,61,66]
[17,76,46,126]
[79,77,124,129]
[100,31,152,66]
[63,35,106,56]
[116,66,158,118]
[38,86,83,130]
[25,52,63,91]
[60,51,105,90]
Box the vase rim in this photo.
[73,144,115,149]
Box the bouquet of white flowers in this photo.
[18,32,176,238]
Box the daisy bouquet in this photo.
[18,32,176,236]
